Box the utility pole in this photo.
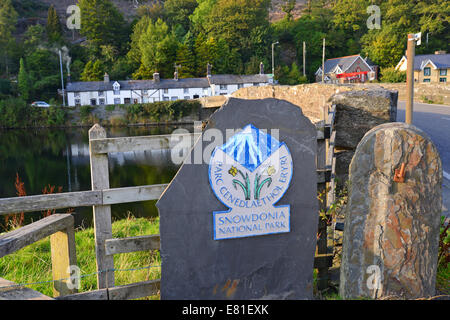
[303,41,306,77]
[59,49,66,107]
[272,41,279,76]
[406,32,421,124]
[322,38,325,83]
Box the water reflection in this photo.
[0,125,193,230]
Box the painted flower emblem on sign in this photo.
[228,166,238,177]
[267,166,276,176]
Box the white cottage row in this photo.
[66,71,273,107]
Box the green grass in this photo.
[0,214,161,299]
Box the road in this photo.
[396,101,450,217]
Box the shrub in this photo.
[380,67,406,83]
[126,100,201,123]
[80,105,93,119]
[0,98,30,128]
[45,107,66,126]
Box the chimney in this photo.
[153,72,160,83]
[67,73,72,83]
[259,62,264,75]
[435,50,446,55]
[104,72,110,83]
[207,63,212,77]
[174,71,178,81]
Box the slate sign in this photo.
[157,98,318,300]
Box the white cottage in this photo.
[66,64,274,107]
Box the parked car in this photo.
[31,101,51,108]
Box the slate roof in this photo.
[318,55,374,74]
[66,78,210,92]
[208,74,270,85]
[66,74,271,92]
[412,53,450,70]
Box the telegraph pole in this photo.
[322,38,325,83]
[406,33,421,124]
[272,41,279,76]
[303,41,306,77]
[59,49,66,107]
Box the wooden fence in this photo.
[0,105,336,299]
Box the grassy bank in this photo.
[0,214,161,299]
[0,213,447,299]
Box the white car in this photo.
[31,101,51,108]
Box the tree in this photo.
[81,60,105,81]
[190,0,217,32]
[18,59,31,101]
[176,42,196,78]
[0,0,18,76]
[23,24,47,54]
[361,25,405,68]
[78,0,128,55]
[203,0,271,62]
[137,19,179,78]
[47,5,63,43]
[281,0,296,21]
[164,0,198,31]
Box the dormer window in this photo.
[113,82,121,95]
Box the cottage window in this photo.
[423,79,431,83]
[75,92,80,98]
[440,69,447,76]
[98,91,104,97]
[440,78,447,83]
[220,84,227,91]
[163,88,169,94]
[163,97,169,101]
[90,99,97,106]
[75,99,81,106]
[237,84,243,89]
[124,98,131,104]
[253,83,260,87]
[114,98,121,104]
[423,67,431,76]
[183,88,189,94]
[99,98,105,105]
[184,96,190,100]
[171,96,178,101]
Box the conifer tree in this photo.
[18,58,31,101]
[47,5,62,43]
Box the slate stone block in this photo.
[157,98,318,300]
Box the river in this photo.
[0,125,193,231]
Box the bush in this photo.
[45,107,66,126]
[126,100,201,123]
[380,67,406,83]
[80,105,93,119]
[0,98,30,128]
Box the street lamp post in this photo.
[272,41,279,76]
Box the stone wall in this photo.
[367,83,449,105]
[231,84,398,187]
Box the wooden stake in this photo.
[406,34,415,124]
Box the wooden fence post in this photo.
[316,104,329,291]
[50,219,77,297]
[89,124,115,289]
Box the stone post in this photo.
[340,123,442,299]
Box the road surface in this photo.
[397,101,450,217]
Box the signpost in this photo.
[157,98,318,300]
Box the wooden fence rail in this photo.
[0,105,337,299]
